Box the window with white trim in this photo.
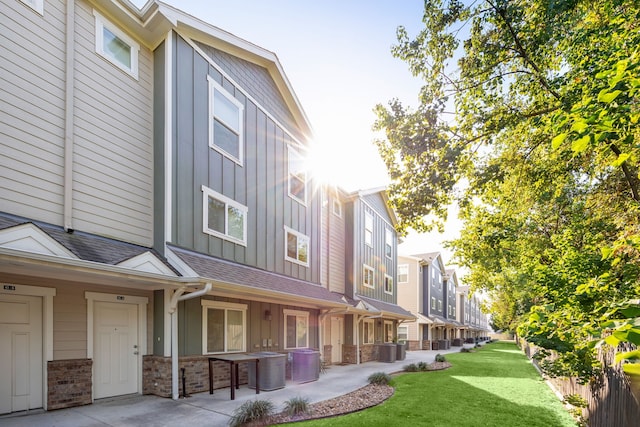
[438,299,442,311]
[431,297,436,309]
[384,321,394,343]
[288,147,306,204]
[363,265,374,288]
[202,300,247,354]
[398,325,408,342]
[202,186,247,245]
[384,275,393,294]
[94,10,139,79]
[284,309,309,349]
[363,319,374,344]
[20,0,43,14]
[364,212,373,246]
[398,264,408,283]
[208,77,244,164]
[385,228,393,258]
[285,226,309,266]
[333,199,342,217]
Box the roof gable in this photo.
[0,223,77,258]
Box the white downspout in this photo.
[169,282,212,400]
[63,0,75,232]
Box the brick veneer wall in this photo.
[47,359,92,410]
[143,355,250,398]
[422,340,431,350]
[407,340,421,351]
[323,345,332,365]
[342,344,379,364]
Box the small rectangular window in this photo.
[384,275,393,294]
[364,212,373,246]
[208,77,244,164]
[284,310,309,349]
[363,319,374,344]
[363,265,374,288]
[385,228,393,258]
[398,264,408,283]
[332,199,342,217]
[20,0,44,14]
[438,300,442,311]
[202,300,247,354]
[288,147,306,204]
[202,186,247,245]
[94,10,139,79]
[431,297,436,309]
[397,325,408,342]
[285,226,310,266]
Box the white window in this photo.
[398,264,409,283]
[20,0,44,14]
[94,10,139,79]
[288,147,306,204]
[363,319,374,344]
[398,325,408,342]
[384,321,394,343]
[208,77,244,164]
[284,226,310,266]
[384,275,393,294]
[438,300,443,311]
[202,300,247,354]
[448,305,452,316]
[363,265,375,288]
[385,228,393,258]
[364,212,373,246]
[333,199,342,217]
[284,309,309,349]
[202,186,247,245]
[431,297,436,309]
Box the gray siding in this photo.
[195,42,303,142]
[1,0,66,225]
[72,2,154,246]
[153,41,166,254]
[171,35,319,283]
[321,188,346,294]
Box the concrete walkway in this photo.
[0,347,462,426]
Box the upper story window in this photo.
[208,77,244,164]
[288,147,306,204]
[398,264,408,283]
[438,299,443,311]
[384,275,393,295]
[285,226,309,266]
[201,300,247,354]
[385,228,393,258]
[202,186,247,246]
[363,265,375,288]
[284,309,309,349]
[364,212,373,247]
[431,297,436,310]
[94,10,139,79]
[20,0,44,14]
[333,199,342,217]
[363,319,374,344]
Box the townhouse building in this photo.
[0,0,411,414]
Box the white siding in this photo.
[0,0,66,225]
[72,2,153,245]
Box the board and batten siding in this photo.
[321,188,346,294]
[1,0,66,225]
[71,2,154,246]
[352,196,397,303]
[170,35,320,283]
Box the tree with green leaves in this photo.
[374,0,640,381]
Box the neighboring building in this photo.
[0,0,412,415]
[397,252,489,350]
[320,186,414,365]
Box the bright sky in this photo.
[135,0,462,267]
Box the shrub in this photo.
[417,361,429,371]
[283,396,311,416]
[460,347,472,353]
[404,363,419,372]
[435,354,447,363]
[368,372,392,385]
[228,399,274,427]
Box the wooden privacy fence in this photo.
[519,339,640,427]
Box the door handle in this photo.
[133,351,139,355]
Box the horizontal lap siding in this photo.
[0,0,66,224]
[72,2,153,246]
[173,36,319,283]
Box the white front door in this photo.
[330,316,343,364]
[0,294,43,414]
[94,302,138,399]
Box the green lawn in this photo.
[295,341,576,427]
